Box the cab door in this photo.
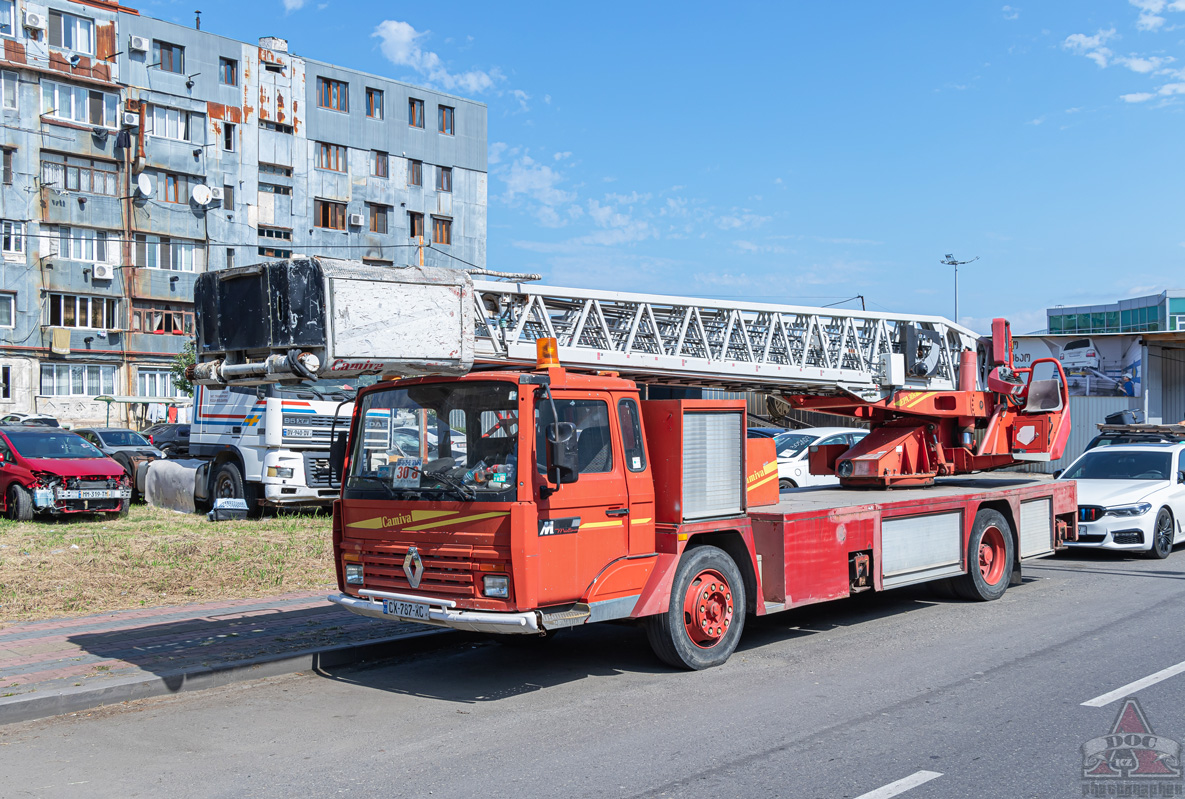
[616,395,655,556]
[535,392,630,604]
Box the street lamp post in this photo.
[940,254,979,323]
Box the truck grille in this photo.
[302,451,333,487]
[360,543,478,598]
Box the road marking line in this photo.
[854,770,942,799]
[1082,659,1185,708]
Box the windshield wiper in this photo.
[422,467,476,501]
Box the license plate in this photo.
[56,489,130,500]
[382,599,430,620]
[285,428,315,438]
[1079,524,1090,534]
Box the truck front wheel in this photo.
[952,508,1014,601]
[211,462,262,518]
[645,545,747,670]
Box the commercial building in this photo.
[0,0,487,426]
[1047,290,1185,335]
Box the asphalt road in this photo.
[4,548,1185,799]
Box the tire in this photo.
[116,499,130,518]
[1146,508,1174,559]
[211,462,262,518]
[112,453,137,503]
[779,479,797,491]
[952,509,1015,601]
[644,545,747,670]
[6,483,33,521]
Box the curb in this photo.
[0,628,466,726]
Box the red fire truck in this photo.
[192,259,1077,669]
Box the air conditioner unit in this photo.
[122,111,139,127]
[23,11,45,29]
[208,186,225,201]
[92,264,115,280]
[129,35,150,52]
[347,213,364,227]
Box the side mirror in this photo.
[1178,470,1185,485]
[1052,470,1063,479]
[545,422,579,485]
[329,433,348,486]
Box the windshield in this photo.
[775,433,816,459]
[1060,450,1173,481]
[345,381,518,503]
[5,431,105,459]
[97,430,151,447]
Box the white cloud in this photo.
[511,89,530,112]
[1064,29,1117,68]
[716,212,771,230]
[282,0,306,10]
[1113,54,1174,72]
[733,240,789,255]
[1120,91,1156,101]
[553,151,572,161]
[1002,5,1019,20]
[499,155,576,227]
[488,142,510,165]
[372,20,504,94]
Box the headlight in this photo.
[267,466,295,478]
[1106,502,1152,517]
[345,563,364,585]
[483,575,509,598]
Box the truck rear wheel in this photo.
[645,545,746,670]
[211,462,262,519]
[952,508,1014,601]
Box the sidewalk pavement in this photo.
[0,590,459,725]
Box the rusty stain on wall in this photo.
[3,39,26,65]
[206,102,243,125]
[96,22,117,63]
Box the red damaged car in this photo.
[0,426,131,520]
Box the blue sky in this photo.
[149,1,1184,334]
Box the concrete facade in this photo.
[0,0,487,426]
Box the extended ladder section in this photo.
[192,257,977,401]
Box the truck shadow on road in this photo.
[1027,548,1185,581]
[314,586,959,704]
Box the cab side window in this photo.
[537,399,613,474]
[618,398,646,472]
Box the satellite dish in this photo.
[136,173,154,198]
[191,184,212,206]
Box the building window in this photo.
[408,212,424,240]
[41,80,118,128]
[258,245,292,259]
[316,77,348,112]
[366,88,383,119]
[0,2,13,38]
[163,173,188,204]
[409,98,424,128]
[40,363,116,396]
[432,216,451,245]
[148,105,203,142]
[2,149,11,185]
[371,150,388,178]
[222,184,234,209]
[438,105,455,135]
[48,11,93,55]
[137,369,183,397]
[314,199,346,230]
[222,122,235,152]
[226,247,234,269]
[47,226,116,263]
[47,293,118,329]
[0,365,10,399]
[0,295,12,329]
[41,153,118,196]
[408,159,422,187]
[259,183,291,196]
[130,302,193,336]
[1,220,22,254]
[436,166,452,193]
[368,204,389,234]
[260,120,293,134]
[315,142,346,172]
[219,57,238,86]
[1,70,16,110]
[135,234,202,272]
[264,62,284,74]
[153,40,185,74]
[259,162,293,177]
[259,226,292,241]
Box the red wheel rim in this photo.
[682,568,734,648]
[978,525,1007,585]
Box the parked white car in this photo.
[775,427,868,489]
[1057,443,1185,559]
[1058,337,1101,372]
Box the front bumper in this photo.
[260,449,338,505]
[329,590,541,635]
[1066,517,1153,551]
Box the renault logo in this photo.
[403,546,425,588]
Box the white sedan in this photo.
[775,427,868,490]
[1057,443,1185,559]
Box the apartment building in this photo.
[0,0,488,426]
